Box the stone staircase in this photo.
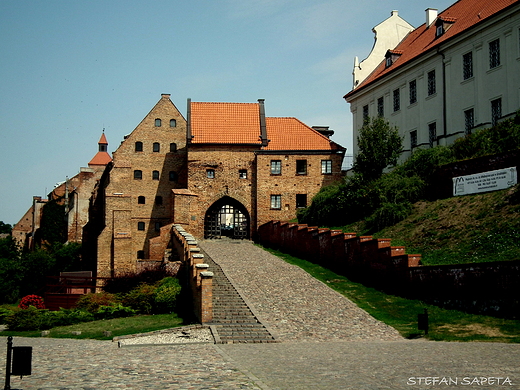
[202,251,277,344]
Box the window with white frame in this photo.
[393,88,400,112]
[489,39,500,69]
[464,109,474,135]
[491,98,502,126]
[409,80,417,105]
[410,130,417,149]
[427,70,436,96]
[270,195,281,210]
[377,97,384,116]
[428,122,437,148]
[270,160,281,175]
[239,169,247,179]
[321,160,332,174]
[463,52,473,80]
[206,169,215,179]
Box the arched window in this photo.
[153,142,160,152]
[169,143,177,152]
[138,196,145,204]
[137,222,145,231]
[152,170,160,180]
[169,171,178,182]
[134,170,142,180]
[155,118,162,127]
[170,119,177,127]
[135,141,143,152]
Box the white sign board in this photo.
[453,167,517,196]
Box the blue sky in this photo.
[0,0,454,225]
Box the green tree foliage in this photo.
[353,116,403,181]
[0,221,12,234]
[0,236,23,303]
[39,199,67,245]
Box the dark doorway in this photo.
[204,197,250,239]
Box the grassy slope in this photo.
[342,187,520,266]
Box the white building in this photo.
[345,0,520,160]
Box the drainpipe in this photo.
[186,98,193,143]
[439,49,447,143]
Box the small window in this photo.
[155,196,163,205]
[239,169,247,179]
[134,170,142,180]
[138,196,145,204]
[170,119,177,127]
[137,222,145,231]
[409,80,417,105]
[393,88,400,112]
[296,194,307,208]
[137,250,145,259]
[377,97,384,116]
[155,118,162,127]
[463,52,473,80]
[362,105,369,122]
[270,160,282,175]
[321,160,332,174]
[410,130,418,149]
[489,39,500,69]
[152,170,160,180]
[464,108,474,135]
[436,25,444,37]
[386,57,393,67]
[296,160,307,175]
[155,222,161,232]
[169,171,178,182]
[153,142,160,152]
[170,143,177,152]
[135,141,143,152]
[270,195,281,210]
[491,98,502,126]
[427,70,436,96]
[428,122,437,148]
[207,169,215,179]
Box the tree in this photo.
[0,221,12,234]
[353,116,403,181]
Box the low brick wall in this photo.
[171,225,213,323]
[257,221,519,318]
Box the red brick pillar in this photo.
[200,271,214,323]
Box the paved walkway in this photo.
[2,240,519,389]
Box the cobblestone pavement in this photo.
[198,239,401,342]
[2,240,519,389]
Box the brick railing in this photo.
[257,221,421,276]
[171,225,213,323]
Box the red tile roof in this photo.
[189,101,344,151]
[190,102,262,144]
[98,133,108,144]
[263,117,343,151]
[345,0,518,98]
[88,151,112,166]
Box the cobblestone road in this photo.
[2,240,519,389]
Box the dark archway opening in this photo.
[204,196,250,239]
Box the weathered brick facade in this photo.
[87,95,346,277]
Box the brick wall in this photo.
[257,220,519,318]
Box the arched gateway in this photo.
[204,197,250,239]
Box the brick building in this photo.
[12,134,112,250]
[87,94,345,277]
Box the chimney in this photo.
[312,126,334,138]
[426,8,438,26]
[258,99,268,147]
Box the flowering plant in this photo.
[18,295,45,310]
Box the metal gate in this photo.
[204,199,249,239]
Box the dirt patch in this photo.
[437,323,511,338]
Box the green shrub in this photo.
[75,292,119,313]
[102,267,174,294]
[95,304,136,320]
[365,202,413,232]
[121,284,156,314]
[154,277,181,313]
[0,307,14,324]
[49,308,94,326]
[4,307,54,331]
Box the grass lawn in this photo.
[0,312,187,340]
[262,246,520,343]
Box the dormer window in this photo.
[385,50,403,68]
[435,17,456,38]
